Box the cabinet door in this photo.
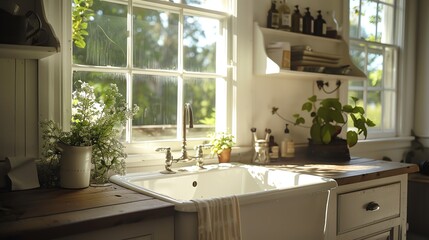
[57,216,174,240]
[337,183,401,234]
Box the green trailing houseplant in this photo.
[272,95,375,160]
[39,80,139,187]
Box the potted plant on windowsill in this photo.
[272,95,375,161]
[209,132,235,163]
[39,80,139,188]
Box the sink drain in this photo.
[192,181,197,187]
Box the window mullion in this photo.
[177,9,185,140]
[126,0,133,143]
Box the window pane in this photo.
[73,0,127,67]
[72,71,127,140]
[133,7,179,70]
[378,4,394,44]
[360,0,379,41]
[384,46,397,89]
[367,90,382,129]
[351,0,395,44]
[184,77,216,138]
[383,90,396,129]
[132,75,178,141]
[349,0,360,39]
[349,43,366,87]
[367,48,383,87]
[169,0,228,12]
[183,16,219,73]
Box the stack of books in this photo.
[291,45,342,73]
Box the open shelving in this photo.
[253,22,366,81]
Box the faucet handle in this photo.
[156,147,175,174]
[194,144,212,168]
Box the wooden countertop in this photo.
[0,157,419,239]
[0,184,174,239]
[266,157,420,185]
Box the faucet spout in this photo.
[176,103,194,161]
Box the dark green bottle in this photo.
[303,7,313,35]
[291,5,302,33]
[314,10,326,36]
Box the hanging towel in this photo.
[192,196,242,240]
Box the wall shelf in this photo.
[0,0,60,60]
[253,22,367,81]
[0,44,59,59]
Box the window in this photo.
[348,0,403,138]
[72,0,232,148]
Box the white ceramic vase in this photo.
[57,143,92,189]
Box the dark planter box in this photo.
[307,138,351,162]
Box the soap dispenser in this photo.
[302,7,313,35]
[291,5,302,33]
[314,10,326,36]
[281,124,295,158]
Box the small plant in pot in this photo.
[39,80,139,188]
[272,95,375,161]
[209,132,235,163]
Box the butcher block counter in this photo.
[0,184,175,240]
[0,157,419,240]
[267,156,419,185]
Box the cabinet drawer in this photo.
[337,183,401,234]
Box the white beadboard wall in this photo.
[0,58,38,159]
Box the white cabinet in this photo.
[327,174,408,240]
[57,215,174,240]
[253,22,366,81]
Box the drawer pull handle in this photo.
[366,201,380,212]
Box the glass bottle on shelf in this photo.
[277,0,291,31]
[326,10,340,38]
[313,10,326,36]
[291,5,302,33]
[303,7,313,35]
[267,0,280,29]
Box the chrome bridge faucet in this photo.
[156,103,212,174]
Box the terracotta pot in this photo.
[217,148,232,163]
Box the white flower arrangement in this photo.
[39,80,139,186]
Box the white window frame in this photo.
[346,0,405,139]
[67,0,236,155]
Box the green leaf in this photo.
[317,107,329,120]
[302,102,313,112]
[310,124,322,144]
[321,125,332,144]
[347,131,358,147]
[353,106,365,114]
[295,117,305,125]
[342,104,353,113]
[308,95,317,102]
[330,109,345,123]
[366,118,376,127]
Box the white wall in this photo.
[241,0,415,162]
[414,0,429,145]
[0,0,417,164]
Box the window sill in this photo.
[125,146,254,172]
